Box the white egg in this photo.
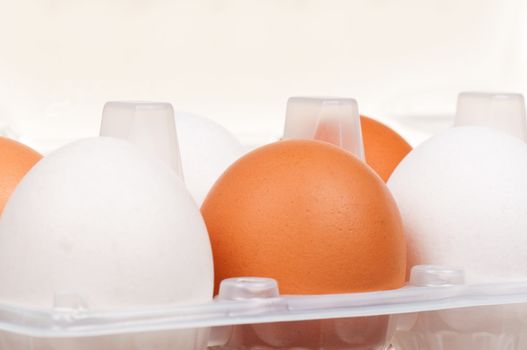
[0,137,213,310]
[388,126,527,283]
[175,112,244,205]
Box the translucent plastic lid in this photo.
[283,97,365,160]
[100,101,184,178]
[455,92,527,141]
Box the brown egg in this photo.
[361,116,412,182]
[0,137,42,213]
[202,140,406,295]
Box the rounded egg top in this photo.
[361,116,412,182]
[388,126,527,283]
[0,137,213,310]
[175,112,245,205]
[202,139,406,295]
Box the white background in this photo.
[0,0,525,151]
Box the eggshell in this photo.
[0,137,41,213]
[175,112,245,205]
[0,137,213,310]
[388,126,527,283]
[202,140,406,294]
[361,116,412,182]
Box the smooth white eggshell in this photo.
[388,126,527,283]
[0,137,213,310]
[175,112,244,205]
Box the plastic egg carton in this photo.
[1,96,526,350]
[0,266,525,350]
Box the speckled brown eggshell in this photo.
[361,116,412,182]
[202,139,406,295]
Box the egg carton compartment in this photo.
[0,266,525,349]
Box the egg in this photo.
[388,126,527,283]
[101,102,244,205]
[361,116,412,182]
[175,112,245,205]
[0,137,213,310]
[283,97,411,182]
[202,140,406,294]
[0,137,41,213]
[301,114,412,182]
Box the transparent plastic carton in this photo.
[0,265,526,349]
[2,96,527,349]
